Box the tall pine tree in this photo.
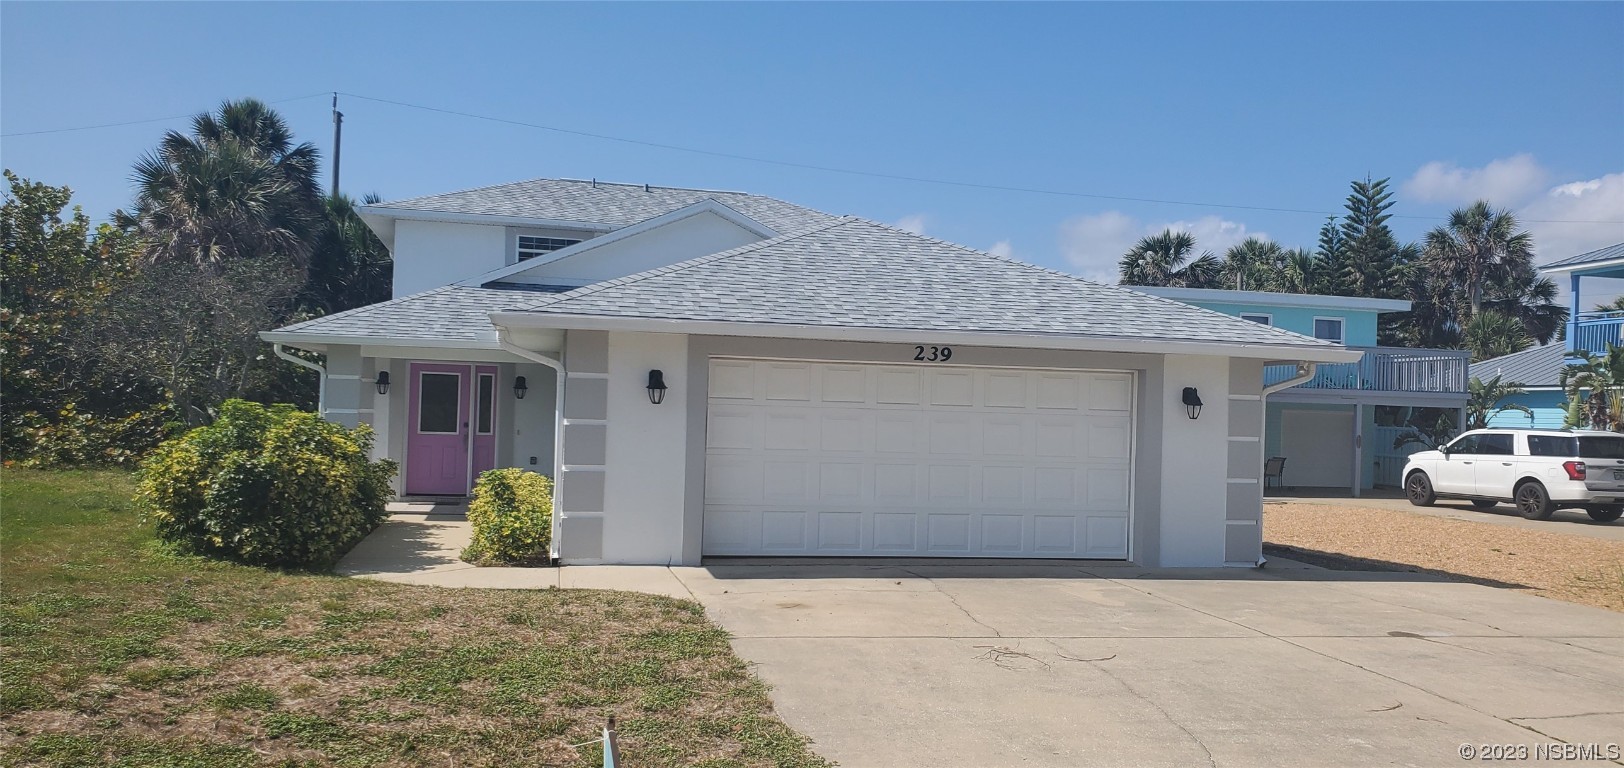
[1334,177,1415,299]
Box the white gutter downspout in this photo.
[495,327,567,563]
[1255,362,1318,568]
[274,343,326,416]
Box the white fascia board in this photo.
[1133,286,1412,313]
[488,312,1364,363]
[1539,256,1624,275]
[259,330,501,351]
[457,199,780,287]
[356,205,617,233]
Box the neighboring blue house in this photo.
[1475,242,1624,428]
[1139,287,1469,493]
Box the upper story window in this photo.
[1313,317,1345,343]
[1239,313,1272,325]
[516,235,582,261]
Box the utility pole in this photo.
[331,92,343,198]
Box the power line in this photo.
[0,92,333,138]
[8,88,1621,226]
[337,91,1624,226]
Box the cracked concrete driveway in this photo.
[672,560,1624,768]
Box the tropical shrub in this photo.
[463,468,553,566]
[136,399,396,567]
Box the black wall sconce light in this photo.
[513,376,528,400]
[1181,387,1203,420]
[647,369,668,405]
[374,371,391,395]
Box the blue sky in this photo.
[4,2,1621,286]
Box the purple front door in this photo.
[406,363,470,495]
[406,362,503,496]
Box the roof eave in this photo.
[259,330,502,350]
[487,312,1362,363]
[1132,286,1413,313]
[357,205,618,233]
[1539,255,1624,275]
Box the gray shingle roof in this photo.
[269,285,566,344]
[375,178,837,234]
[1539,242,1624,270]
[513,217,1337,349]
[1470,343,1567,388]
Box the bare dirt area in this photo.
[1264,502,1624,612]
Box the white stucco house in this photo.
[261,178,1358,568]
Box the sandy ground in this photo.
[1264,502,1624,612]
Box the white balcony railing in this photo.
[1264,346,1469,395]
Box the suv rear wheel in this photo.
[1514,481,1556,520]
[1405,471,1436,507]
[1587,505,1623,523]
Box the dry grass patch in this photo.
[1264,502,1624,612]
[1,468,829,768]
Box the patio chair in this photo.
[1264,456,1286,491]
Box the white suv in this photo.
[1403,428,1624,523]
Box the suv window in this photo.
[1579,436,1624,459]
[1527,435,1577,457]
[1477,433,1514,455]
[1446,435,1481,454]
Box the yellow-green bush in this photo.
[136,400,396,568]
[463,468,553,566]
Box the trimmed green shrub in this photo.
[463,468,553,566]
[136,400,397,568]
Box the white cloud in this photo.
[1402,153,1549,206]
[1058,211,1265,283]
[894,214,929,235]
[988,240,1014,258]
[1521,172,1624,260]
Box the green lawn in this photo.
[0,468,829,768]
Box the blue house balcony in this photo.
[1571,311,1624,355]
[1264,346,1469,399]
[1544,242,1624,355]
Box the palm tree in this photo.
[1422,201,1535,320]
[1462,310,1531,361]
[1118,230,1219,288]
[1466,375,1533,429]
[1594,297,1624,314]
[1273,247,1323,294]
[122,99,322,268]
[302,193,393,315]
[1559,347,1624,430]
[1221,238,1284,291]
[1481,272,1568,345]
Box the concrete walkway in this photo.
[1269,490,1624,542]
[339,515,1624,767]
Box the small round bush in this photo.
[463,468,553,566]
[136,400,397,568]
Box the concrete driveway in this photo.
[674,560,1624,768]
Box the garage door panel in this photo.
[704,360,1133,559]
[765,363,813,401]
[761,510,808,551]
[928,414,975,454]
[928,370,975,406]
[876,370,922,404]
[985,372,1027,407]
[926,514,972,552]
[980,515,1025,553]
[707,407,757,450]
[981,466,1025,503]
[710,360,757,400]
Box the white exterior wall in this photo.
[509,362,557,472]
[1156,354,1232,566]
[392,220,509,298]
[505,211,762,287]
[599,331,690,563]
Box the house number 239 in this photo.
[913,345,953,362]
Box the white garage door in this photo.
[702,359,1135,559]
